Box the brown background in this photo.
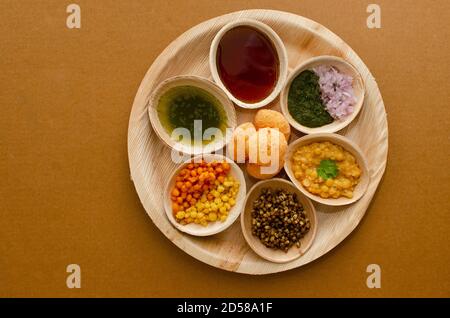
[1,0,449,297]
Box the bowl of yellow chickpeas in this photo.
[284,133,370,206]
[164,154,246,236]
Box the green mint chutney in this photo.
[157,85,228,145]
[287,70,333,128]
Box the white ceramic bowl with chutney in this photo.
[209,19,288,109]
[148,75,237,155]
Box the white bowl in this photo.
[164,154,246,236]
[209,19,288,109]
[148,75,237,155]
[280,55,365,134]
[284,133,370,206]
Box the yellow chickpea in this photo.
[341,179,351,189]
[343,190,353,198]
[208,213,218,222]
[291,141,361,199]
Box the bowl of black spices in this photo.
[241,178,317,263]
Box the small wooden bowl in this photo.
[284,133,370,206]
[209,19,288,109]
[148,75,237,155]
[280,55,365,134]
[241,178,317,263]
[164,154,246,236]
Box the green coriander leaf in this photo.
[316,159,339,180]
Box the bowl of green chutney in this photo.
[148,75,237,155]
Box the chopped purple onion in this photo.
[313,65,356,120]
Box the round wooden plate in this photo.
[128,9,388,274]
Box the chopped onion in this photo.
[313,65,356,120]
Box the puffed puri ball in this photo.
[248,127,287,166]
[254,109,291,141]
[246,157,285,179]
[245,128,287,180]
[230,122,257,163]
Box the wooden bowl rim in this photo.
[240,178,317,263]
[284,133,370,206]
[280,55,365,134]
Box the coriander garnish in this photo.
[316,159,339,180]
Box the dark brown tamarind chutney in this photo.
[216,26,279,103]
